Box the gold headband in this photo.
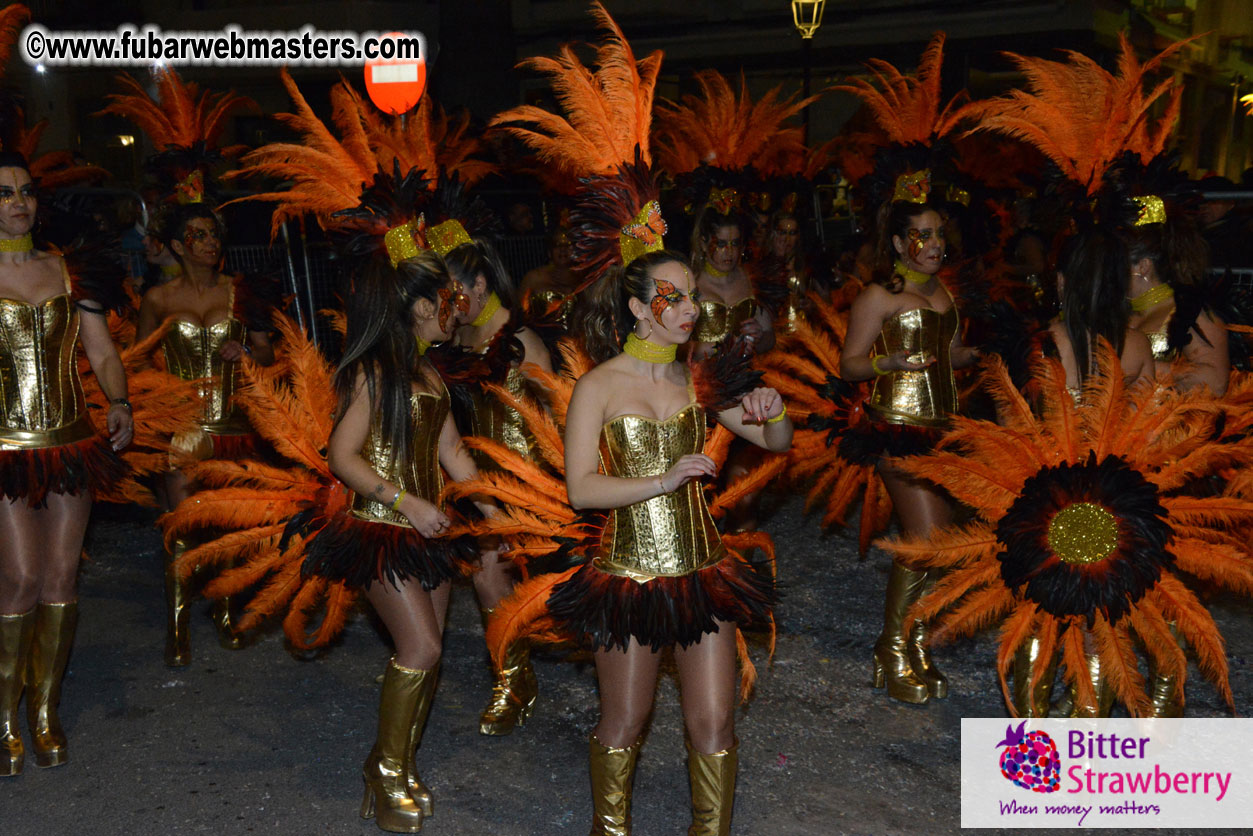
[707,187,740,215]
[427,218,472,256]
[619,199,667,268]
[384,214,426,267]
[946,185,970,207]
[176,170,204,204]
[893,169,931,204]
[1132,195,1166,227]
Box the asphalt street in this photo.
[1,497,1250,835]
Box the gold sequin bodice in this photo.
[779,273,808,334]
[594,403,726,579]
[867,306,959,427]
[350,386,448,526]
[467,365,537,471]
[162,316,249,434]
[0,293,93,449]
[529,288,576,329]
[693,297,758,344]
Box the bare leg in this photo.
[674,622,738,754]
[0,500,45,614]
[36,492,92,604]
[592,641,662,748]
[364,578,447,670]
[471,548,516,611]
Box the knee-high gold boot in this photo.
[906,570,947,698]
[164,539,192,667]
[361,659,437,833]
[1068,652,1115,718]
[209,597,245,651]
[872,561,929,704]
[26,601,77,768]
[479,609,538,736]
[686,739,737,836]
[1148,621,1185,718]
[588,733,640,836]
[1011,636,1058,717]
[405,662,440,818]
[1,610,35,776]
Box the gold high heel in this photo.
[479,639,538,736]
[686,739,737,836]
[1011,636,1057,717]
[26,601,77,768]
[210,597,245,651]
[871,561,929,704]
[361,659,437,833]
[1,610,35,776]
[164,539,192,667]
[589,733,640,836]
[1148,621,1185,718]
[907,570,948,698]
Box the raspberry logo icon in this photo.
[996,721,1060,793]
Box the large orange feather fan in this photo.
[0,3,28,73]
[965,32,1198,194]
[879,343,1253,716]
[489,1,662,178]
[94,68,256,155]
[653,70,819,177]
[829,32,983,146]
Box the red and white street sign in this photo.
[364,31,426,115]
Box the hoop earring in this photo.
[633,318,653,339]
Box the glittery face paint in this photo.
[904,218,945,269]
[650,278,683,319]
[437,284,471,333]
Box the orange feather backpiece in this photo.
[489,1,661,177]
[878,344,1253,716]
[830,32,982,145]
[95,67,256,155]
[653,70,819,177]
[0,4,28,73]
[966,32,1196,194]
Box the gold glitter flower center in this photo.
[1047,502,1119,565]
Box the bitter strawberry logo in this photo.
[996,721,1061,793]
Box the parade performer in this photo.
[488,7,791,833]
[830,33,983,704]
[0,152,133,776]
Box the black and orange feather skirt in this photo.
[0,434,128,507]
[301,512,478,592]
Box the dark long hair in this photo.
[1125,215,1209,292]
[872,200,945,290]
[689,205,744,276]
[443,238,517,311]
[1059,227,1131,381]
[576,249,688,364]
[334,251,450,470]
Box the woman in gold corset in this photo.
[445,237,552,736]
[560,249,791,835]
[521,224,578,327]
[136,203,275,666]
[840,199,979,705]
[690,205,774,357]
[309,251,487,832]
[760,210,818,334]
[0,153,133,777]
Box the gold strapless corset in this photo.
[1148,308,1174,361]
[779,273,807,334]
[350,387,448,526]
[594,403,726,580]
[467,365,536,472]
[163,317,249,434]
[693,297,758,343]
[0,294,93,450]
[530,288,576,328]
[867,306,958,427]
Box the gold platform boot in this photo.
[405,664,439,818]
[210,597,245,651]
[1148,621,1185,718]
[361,659,437,833]
[907,570,948,698]
[164,539,192,667]
[479,625,538,736]
[26,601,77,768]
[871,561,929,704]
[588,733,640,836]
[686,739,737,836]
[1,610,35,776]
[1011,636,1058,717]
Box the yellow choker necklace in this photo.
[894,260,933,286]
[705,262,729,279]
[623,332,676,364]
[470,292,501,327]
[0,234,33,253]
[160,262,181,276]
[415,334,431,356]
[1129,283,1173,313]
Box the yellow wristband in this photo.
[390,489,407,511]
[766,405,788,424]
[871,355,890,376]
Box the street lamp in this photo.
[791,0,827,143]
